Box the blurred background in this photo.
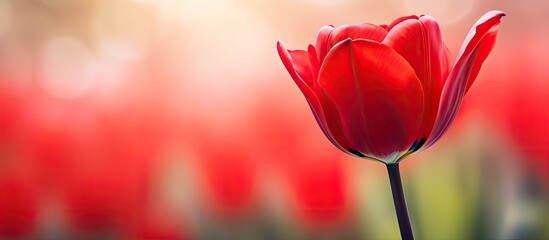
[0,0,548,239]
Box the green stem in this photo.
[386,163,414,240]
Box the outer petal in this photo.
[319,39,424,162]
[315,25,335,64]
[277,41,353,155]
[327,24,387,50]
[426,11,505,148]
[279,47,314,88]
[382,16,452,141]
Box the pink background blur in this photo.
[0,0,548,239]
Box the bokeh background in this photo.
[0,0,548,239]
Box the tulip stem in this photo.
[386,163,414,240]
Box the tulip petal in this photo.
[319,39,424,162]
[307,44,320,86]
[315,25,335,64]
[280,48,315,89]
[277,41,353,155]
[464,29,497,93]
[386,15,419,32]
[328,24,387,49]
[382,16,452,140]
[420,15,453,86]
[426,11,505,148]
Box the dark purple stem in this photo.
[386,163,414,240]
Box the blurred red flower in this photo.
[61,107,167,235]
[277,11,505,163]
[0,174,38,238]
[192,130,258,220]
[250,97,355,230]
[286,154,352,230]
[131,212,194,240]
[473,40,549,182]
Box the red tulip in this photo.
[277,11,505,163]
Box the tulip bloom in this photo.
[278,11,505,240]
[277,11,505,163]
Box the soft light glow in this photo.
[303,0,348,7]
[40,37,98,99]
[95,1,155,61]
[401,0,476,25]
[39,0,79,8]
[0,0,12,38]
[175,2,272,126]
